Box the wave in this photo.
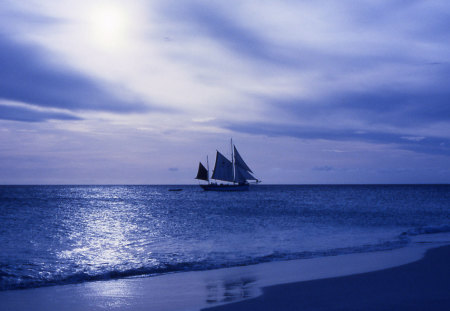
[400,224,450,237]
[2,225,449,292]
[0,241,409,291]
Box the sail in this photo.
[233,146,253,173]
[234,166,257,182]
[195,162,209,181]
[211,151,234,182]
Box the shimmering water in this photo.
[0,185,449,290]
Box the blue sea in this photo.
[0,185,449,291]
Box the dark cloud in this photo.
[0,33,148,115]
[335,89,450,127]
[181,4,285,65]
[223,121,450,157]
[260,75,450,129]
[161,1,305,68]
[0,104,82,122]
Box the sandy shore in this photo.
[0,235,449,311]
[204,245,450,311]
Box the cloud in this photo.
[401,136,426,142]
[157,1,450,129]
[0,2,62,26]
[256,75,450,128]
[192,117,216,123]
[0,101,82,122]
[162,1,295,67]
[332,86,450,127]
[159,1,450,72]
[313,165,334,172]
[223,121,450,157]
[0,33,148,115]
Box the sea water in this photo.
[0,185,449,291]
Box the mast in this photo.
[206,155,210,184]
[231,138,235,184]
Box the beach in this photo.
[1,234,449,311]
[205,245,450,311]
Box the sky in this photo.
[0,0,449,184]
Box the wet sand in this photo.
[203,245,450,311]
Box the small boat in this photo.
[195,139,260,191]
[168,188,183,192]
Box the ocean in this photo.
[0,185,449,291]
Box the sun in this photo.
[87,3,131,49]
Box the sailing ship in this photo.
[195,140,260,191]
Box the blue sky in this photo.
[0,0,449,184]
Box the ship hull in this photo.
[200,183,250,191]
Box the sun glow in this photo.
[87,3,131,49]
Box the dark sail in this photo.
[195,162,209,181]
[211,151,234,182]
[235,166,257,182]
[234,146,253,173]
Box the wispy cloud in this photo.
[222,121,450,157]
[313,165,334,172]
[0,32,148,116]
[401,136,426,142]
[161,1,299,68]
[0,100,81,122]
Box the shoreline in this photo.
[1,234,449,311]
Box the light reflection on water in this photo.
[57,187,161,276]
